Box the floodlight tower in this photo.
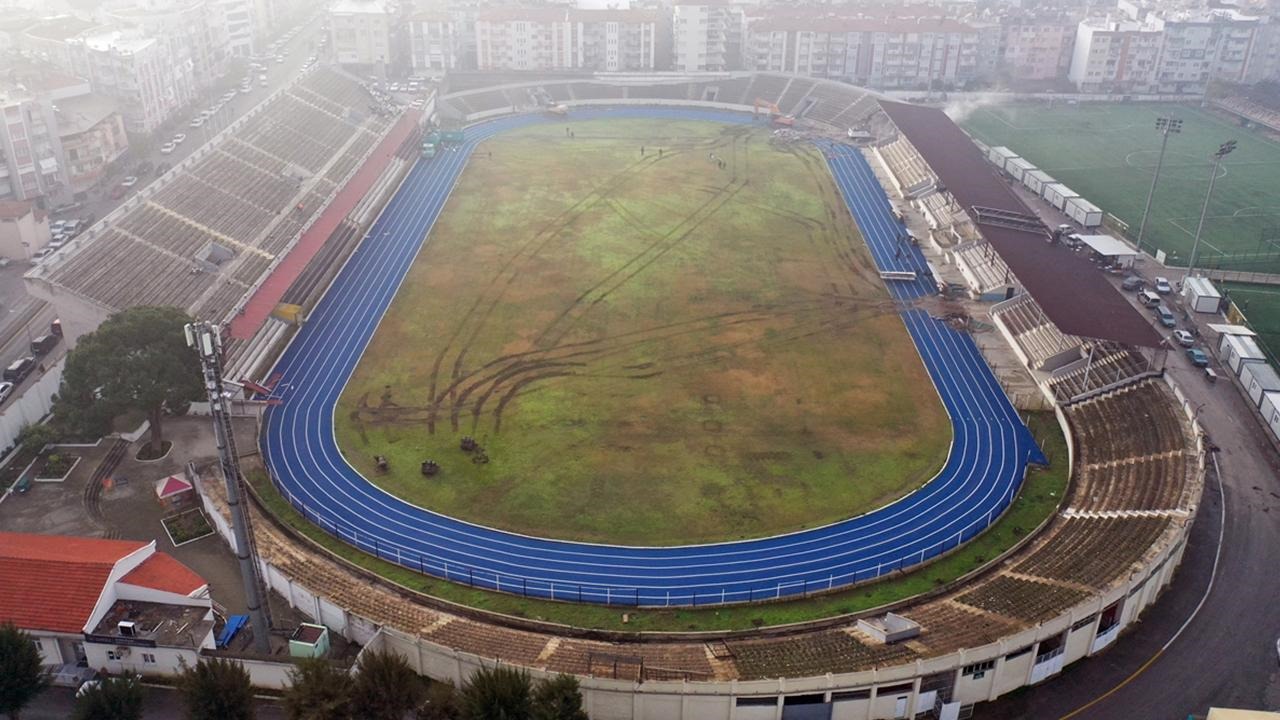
[1186,139,1237,278]
[186,321,271,654]
[1134,116,1182,255]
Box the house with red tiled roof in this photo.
[0,532,214,676]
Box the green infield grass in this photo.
[334,118,950,545]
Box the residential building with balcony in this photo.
[673,1,746,72]
[1000,16,1077,82]
[1067,16,1163,92]
[68,27,196,134]
[329,0,395,68]
[472,8,659,72]
[409,11,463,72]
[0,86,68,202]
[56,93,129,192]
[745,15,980,89]
[102,0,229,91]
[574,9,660,72]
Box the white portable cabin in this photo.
[1219,332,1268,375]
[1260,390,1280,443]
[1043,183,1080,211]
[1023,170,1055,196]
[988,146,1019,172]
[1241,361,1280,408]
[1181,276,1222,314]
[1005,157,1036,184]
[1064,197,1103,228]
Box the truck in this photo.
[441,129,465,145]
[421,141,436,159]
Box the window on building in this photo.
[962,659,995,678]
[142,653,156,664]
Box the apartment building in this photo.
[1000,17,1076,81]
[19,16,102,74]
[472,8,659,71]
[56,93,129,192]
[210,0,258,58]
[0,89,66,201]
[68,27,197,134]
[745,16,979,89]
[409,11,463,72]
[1153,10,1259,91]
[673,1,746,72]
[575,10,660,72]
[1067,16,1163,92]
[103,0,230,90]
[329,0,394,67]
[474,8,574,70]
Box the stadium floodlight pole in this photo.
[1135,116,1182,255]
[186,321,272,655]
[1186,139,1237,279]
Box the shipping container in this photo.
[1219,333,1267,375]
[1261,390,1280,443]
[1242,362,1280,408]
[988,146,1019,172]
[1023,170,1056,196]
[1043,183,1079,211]
[1181,276,1222,314]
[1064,197,1103,227]
[1005,157,1036,184]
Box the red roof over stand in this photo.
[879,101,1162,347]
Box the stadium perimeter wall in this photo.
[226,94,1202,718]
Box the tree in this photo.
[416,681,460,720]
[458,665,533,720]
[53,306,202,456]
[0,622,49,720]
[176,657,254,720]
[532,675,586,720]
[72,674,144,720]
[282,657,354,720]
[14,423,58,455]
[350,650,422,720]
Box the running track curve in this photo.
[260,107,1046,607]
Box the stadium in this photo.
[25,71,1206,719]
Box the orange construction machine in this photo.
[753,98,794,127]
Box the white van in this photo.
[1138,289,1161,308]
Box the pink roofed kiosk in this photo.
[154,474,193,508]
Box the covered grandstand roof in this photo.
[880,101,1161,348]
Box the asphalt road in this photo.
[983,269,1280,718]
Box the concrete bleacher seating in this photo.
[992,294,1078,369]
[742,74,791,106]
[777,77,816,115]
[877,136,934,193]
[40,66,396,322]
[1046,344,1151,401]
[800,83,866,126]
[569,82,627,100]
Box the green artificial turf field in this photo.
[1222,282,1280,359]
[961,102,1280,270]
[335,118,950,545]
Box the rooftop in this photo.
[79,28,157,54]
[329,0,389,15]
[750,15,975,34]
[0,200,35,220]
[23,16,99,42]
[0,532,147,634]
[880,100,1161,347]
[120,553,206,596]
[90,600,214,649]
[56,93,120,136]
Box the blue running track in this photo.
[260,107,1045,607]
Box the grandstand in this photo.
[437,72,882,133]
[25,66,401,340]
[873,135,935,198]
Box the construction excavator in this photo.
[753,98,795,127]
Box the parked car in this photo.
[120,176,139,188]
[31,247,52,261]
[30,333,59,356]
[159,142,176,155]
[1121,276,1144,291]
[190,117,204,128]
[0,381,14,405]
[1173,330,1195,347]
[1155,304,1177,328]
[155,162,172,176]
[172,133,187,144]
[3,356,36,383]
[1186,347,1210,367]
[1154,276,1173,294]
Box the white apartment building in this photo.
[329,0,394,67]
[746,16,979,89]
[472,8,658,71]
[474,8,574,70]
[409,11,462,72]
[102,0,229,90]
[211,0,257,58]
[69,27,197,134]
[0,88,69,201]
[1067,16,1163,92]
[1070,4,1264,93]
[673,1,746,72]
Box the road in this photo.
[983,265,1280,717]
